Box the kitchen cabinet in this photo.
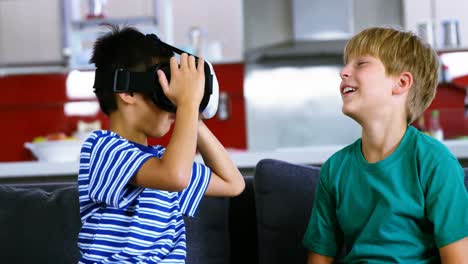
[0,0,169,69]
[403,0,468,48]
[0,0,242,69]
[352,0,402,33]
[64,0,166,69]
[65,0,243,68]
[0,0,63,66]
[204,63,247,149]
[171,0,243,63]
[65,0,242,68]
[243,0,402,53]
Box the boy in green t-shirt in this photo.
[303,27,468,263]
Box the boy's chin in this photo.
[342,107,360,121]
[342,105,354,116]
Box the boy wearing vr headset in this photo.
[77,25,245,263]
[303,27,468,263]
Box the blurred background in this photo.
[1,0,468,162]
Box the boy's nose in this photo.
[340,66,351,79]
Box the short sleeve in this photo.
[425,157,468,248]
[303,161,342,257]
[88,136,153,208]
[178,162,212,217]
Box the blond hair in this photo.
[344,27,439,123]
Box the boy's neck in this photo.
[109,113,148,146]
[360,120,408,163]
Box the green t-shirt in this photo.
[303,126,468,263]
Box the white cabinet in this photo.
[403,0,468,48]
[0,0,63,66]
[69,0,243,66]
[0,0,243,68]
[0,0,168,68]
[243,0,402,53]
[171,0,244,63]
[434,0,468,48]
[64,0,165,69]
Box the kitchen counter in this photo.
[0,144,339,179]
[2,139,468,179]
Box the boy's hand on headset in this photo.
[157,53,205,110]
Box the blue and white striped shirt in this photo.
[77,130,211,263]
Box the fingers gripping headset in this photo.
[93,34,219,119]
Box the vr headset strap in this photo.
[94,69,156,94]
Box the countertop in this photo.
[2,139,468,178]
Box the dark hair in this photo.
[89,24,174,115]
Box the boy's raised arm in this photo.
[196,121,245,197]
[131,55,205,191]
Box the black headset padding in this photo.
[145,34,213,113]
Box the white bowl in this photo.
[24,140,83,162]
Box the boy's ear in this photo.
[117,92,137,104]
[393,71,413,95]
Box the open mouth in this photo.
[342,86,357,95]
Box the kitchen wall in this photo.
[0,63,246,162]
[2,0,468,162]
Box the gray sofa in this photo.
[0,182,235,264]
[253,159,468,264]
[0,159,466,264]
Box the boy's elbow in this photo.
[234,178,246,196]
[228,174,246,197]
[167,170,191,192]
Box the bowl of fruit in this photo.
[24,132,83,162]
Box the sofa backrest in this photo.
[254,158,321,264]
[229,176,258,264]
[254,159,468,264]
[0,185,81,264]
[0,183,231,264]
[185,196,230,264]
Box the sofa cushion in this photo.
[254,159,321,264]
[0,185,81,264]
[0,183,232,264]
[230,176,258,264]
[254,160,468,264]
[185,196,230,264]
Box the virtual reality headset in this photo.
[93,34,219,119]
